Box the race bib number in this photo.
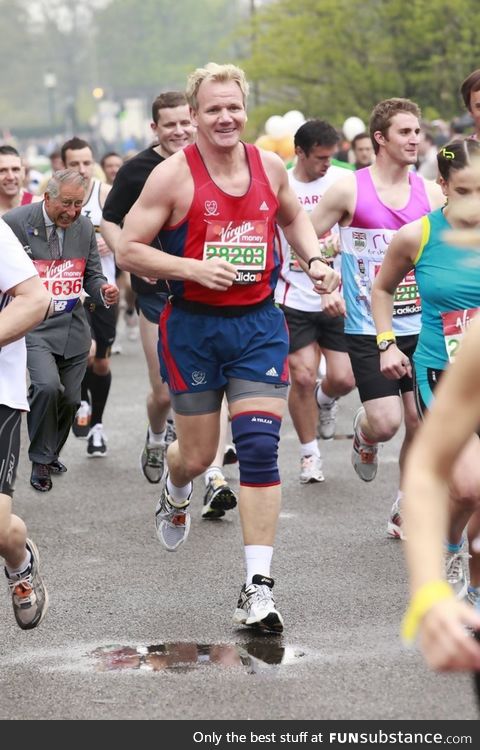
[33,258,86,315]
[204,220,267,284]
[441,307,480,363]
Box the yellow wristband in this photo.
[401,580,454,645]
[376,330,396,346]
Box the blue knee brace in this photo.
[231,411,281,487]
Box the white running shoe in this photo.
[87,423,108,457]
[299,454,324,484]
[387,497,405,540]
[140,430,166,484]
[5,539,49,630]
[444,543,470,599]
[201,474,237,519]
[315,383,338,441]
[351,407,378,482]
[233,575,284,633]
[155,478,191,551]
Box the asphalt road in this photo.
[0,320,477,722]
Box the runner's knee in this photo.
[232,412,281,487]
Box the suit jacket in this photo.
[3,201,107,358]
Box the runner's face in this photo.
[469,90,480,136]
[102,155,123,184]
[63,147,95,184]
[376,113,420,165]
[353,137,374,167]
[44,183,85,228]
[442,163,480,229]
[296,144,337,181]
[192,80,247,149]
[0,154,24,198]
[152,105,195,157]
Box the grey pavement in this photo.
[0,321,477,721]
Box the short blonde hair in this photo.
[186,62,249,110]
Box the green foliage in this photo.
[239,0,480,132]
[95,0,238,97]
[2,0,480,137]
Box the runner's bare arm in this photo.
[403,319,480,669]
[372,220,422,336]
[99,218,122,254]
[0,275,51,346]
[310,173,356,238]
[261,152,339,293]
[117,155,237,290]
[93,182,114,256]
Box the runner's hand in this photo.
[197,257,237,290]
[419,598,480,671]
[322,291,346,317]
[380,345,412,379]
[101,283,119,305]
[309,261,340,294]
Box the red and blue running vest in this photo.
[158,143,280,307]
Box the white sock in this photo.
[5,550,31,579]
[316,384,335,407]
[148,426,166,445]
[204,466,223,485]
[245,545,273,585]
[300,440,320,458]
[166,476,192,504]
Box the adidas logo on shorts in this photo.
[265,367,278,377]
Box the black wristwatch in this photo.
[377,338,396,352]
[307,255,328,270]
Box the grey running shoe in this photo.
[315,384,338,441]
[233,575,284,633]
[351,406,378,481]
[299,454,324,484]
[466,587,480,608]
[164,419,177,446]
[387,497,405,540]
[140,431,165,484]
[5,539,48,630]
[202,474,237,519]
[444,544,470,599]
[155,479,191,551]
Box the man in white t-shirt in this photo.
[275,120,355,483]
[0,218,51,629]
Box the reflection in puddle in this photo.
[91,640,305,674]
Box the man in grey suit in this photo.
[3,169,119,491]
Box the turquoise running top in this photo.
[413,207,480,370]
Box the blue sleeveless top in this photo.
[413,207,480,370]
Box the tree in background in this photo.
[238,0,480,133]
[2,0,480,140]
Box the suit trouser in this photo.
[26,344,88,463]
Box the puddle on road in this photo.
[91,640,305,674]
